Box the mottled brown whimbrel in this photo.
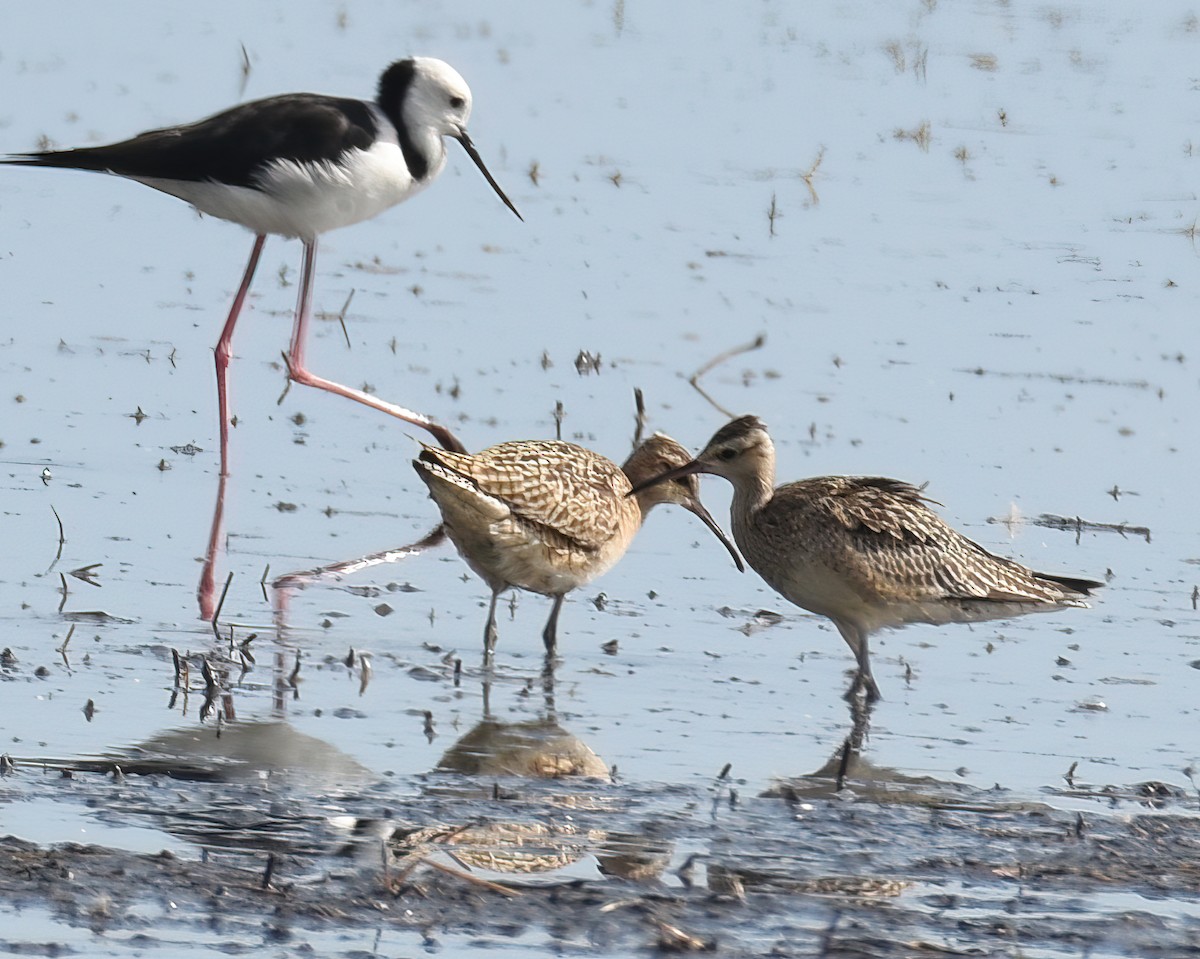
[414,434,744,659]
[629,416,1102,701]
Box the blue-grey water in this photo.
[1,1,1197,955]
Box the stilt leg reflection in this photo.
[197,467,229,622]
[269,524,446,627]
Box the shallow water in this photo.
[1,0,1198,955]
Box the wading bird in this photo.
[415,434,744,659]
[629,416,1101,701]
[4,56,521,471]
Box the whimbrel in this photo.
[629,416,1102,701]
[414,434,744,658]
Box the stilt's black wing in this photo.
[4,94,378,188]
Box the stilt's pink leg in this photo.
[198,234,266,620]
[284,238,468,453]
[215,234,267,478]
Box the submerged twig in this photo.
[958,366,1154,391]
[287,649,302,696]
[49,505,66,570]
[199,658,220,721]
[67,563,102,587]
[237,43,253,98]
[1032,513,1151,545]
[261,852,276,890]
[56,624,76,669]
[201,658,219,695]
[336,289,356,349]
[170,648,188,689]
[211,572,234,638]
[277,351,294,406]
[689,335,766,417]
[631,387,647,448]
[799,145,825,206]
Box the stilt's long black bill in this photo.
[457,131,523,221]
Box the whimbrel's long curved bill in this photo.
[680,496,745,573]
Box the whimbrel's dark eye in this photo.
[717,448,737,461]
[449,96,466,109]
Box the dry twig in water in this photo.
[800,146,825,205]
[1034,513,1150,545]
[689,335,766,417]
[211,572,233,639]
[632,387,647,448]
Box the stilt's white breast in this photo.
[133,108,447,240]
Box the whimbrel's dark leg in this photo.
[836,621,882,702]
[484,589,501,660]
[542,595,565,656]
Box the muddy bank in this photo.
[3,764,1200,957]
